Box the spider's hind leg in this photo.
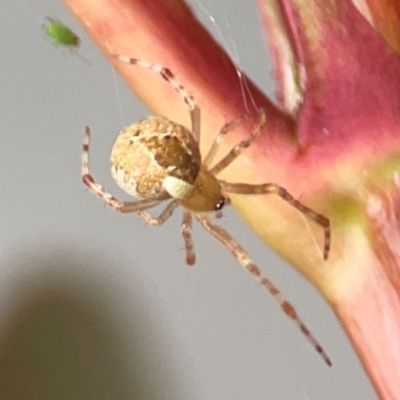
[136,200,180,226]
[81,126,160,212]
[111,54,201,142]
[181,211,196,265]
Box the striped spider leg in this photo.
[81,54,331,366]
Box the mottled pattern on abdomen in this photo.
[110,116,201,200]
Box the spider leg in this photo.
[203,114,250,168]
[111,54,201,142]
[221,182,330,260]
[136,200,180,226]
[196,216,332,366]
[82,126,160,212]
[137,205,196,265]
[181,211,196,265]
[209,109,266,175]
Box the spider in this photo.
[81,54,331,366]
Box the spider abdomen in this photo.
[110,116,201,200]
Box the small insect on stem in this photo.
[82,54,332,366]
[44,18,90,64]
[44,18,80,47]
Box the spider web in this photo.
[188,0,275,111]
[109,0,276,126]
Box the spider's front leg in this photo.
[82,126,160,213]
[209,109,266,175]
[196,215,331,366]
[221,182,331,260]
[203,114,250,168]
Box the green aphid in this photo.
[45,18,80,48]
[44,18,90,64]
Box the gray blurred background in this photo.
[0,1,376,399]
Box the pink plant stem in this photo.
[336,260,400,399]
[63,0,400,397]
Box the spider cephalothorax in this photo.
[82,54,332,366]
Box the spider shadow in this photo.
[0,242,185,400]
